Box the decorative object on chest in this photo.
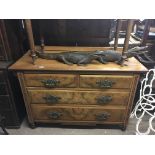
[35,46,148,66]
[9,19,148,130]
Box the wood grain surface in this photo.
[28,89,130,106]
[24,73,78,88]
[31,104,126,122]
[80,75,133,89]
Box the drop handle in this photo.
[96,80,115,88]
[43,95,61,104]
[41,79,60,88]
[95,112,111,121]
[47,111,62,119]
[96,96,112,105]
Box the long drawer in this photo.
[80,75,134,89]
[31,105,126,123]
[28,89,130,106]
[24,74,78,88]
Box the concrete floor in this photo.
[3,116,155,135]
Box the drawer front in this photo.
[24,74,78,88]
[80,75,134,89]
[28,90,130,106]
[31,105,125,122]
[0,71,5,83]
[0,96,11,109]
[0,84,8,95]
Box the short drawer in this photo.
[28,89,130,106]
[80,75,134,89]
[0,96,11,109]
[31,105,126,123]
[0,84,8,95]
[24,74,78,88]
[0,71,5,83]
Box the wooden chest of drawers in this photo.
[9,48,148,130]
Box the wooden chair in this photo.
[114,19,134,52]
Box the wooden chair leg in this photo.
[1,124,9,135]
[0,115,9,135]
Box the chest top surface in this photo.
[9,47,148,73]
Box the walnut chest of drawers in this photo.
[9,48,148,130]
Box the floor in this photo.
[3,116,155,135]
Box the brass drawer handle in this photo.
[95,112,111,121]
[96,80,115,88]
[47,111,62,119]
[41,79,60,88]
[96,96,112,105]
[43,95,61,104]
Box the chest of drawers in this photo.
[9,48,148,130]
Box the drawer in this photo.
[28,89,130,106]
[0,71,5,83]
[80,75,134,89]
[0,96,11,109]
[24,74,78,88]
[0,84,8,95]
[31,105,126,123]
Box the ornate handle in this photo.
[43,95,61,104]
[41,79,60,88]
[96,96,112,105]
[47,111,62,119]
[96,80,115,88]
[95,112,110,121]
